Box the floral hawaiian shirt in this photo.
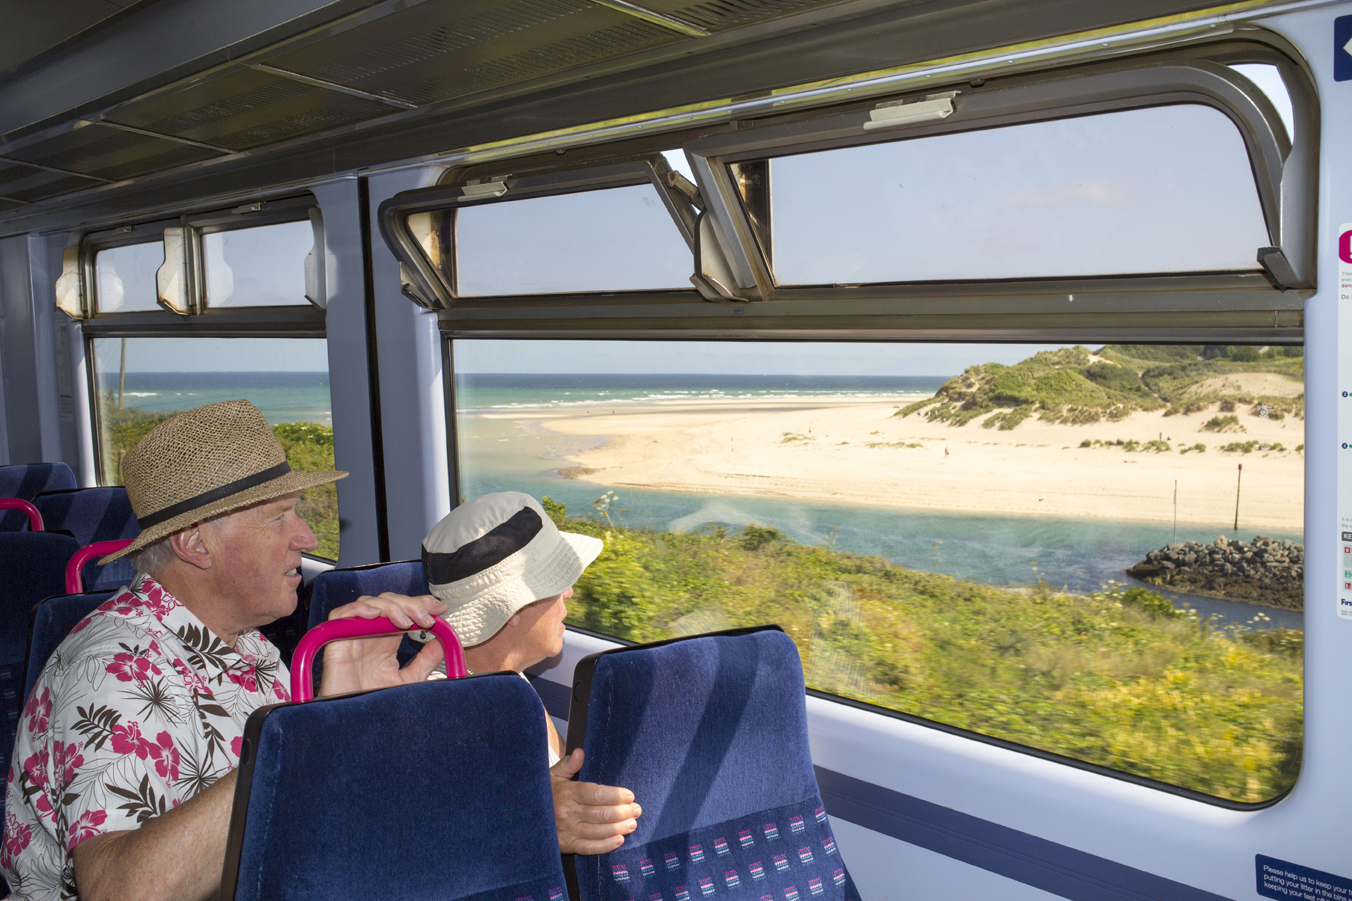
[1,575,290,900]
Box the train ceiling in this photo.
[0,0,1229,231]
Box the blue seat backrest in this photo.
[305,562,429,677]
[220,675,566,901]
[24,592,116,704]
[0,532,80,817]
[0,463,76,531]
[306,560,429,631]
[571,629,862,901]
[34,488,139,592]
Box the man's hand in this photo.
[550,749,641,855]
[319,593,448,697]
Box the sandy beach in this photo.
[522,395,1304,532]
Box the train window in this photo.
[455,184,692,296]
[89,336,339,559]
[760,105,1268,285]
[452,337,1304,803]
[93,242,165,313]
[202,220,316,308]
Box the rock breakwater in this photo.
[1127,535,1303,610]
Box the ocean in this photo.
[97,371,333,427]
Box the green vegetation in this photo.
[1202,415,1244,433]
[896,345,1304,430]
[1079,438,1172,453]
[553,497,1301,803]
[98,396,340,559]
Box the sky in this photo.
[97,65,1290,379]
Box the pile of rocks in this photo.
[1127,535,1303,610]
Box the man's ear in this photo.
[168,526,212,571]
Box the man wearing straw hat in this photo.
[3,401,448,901]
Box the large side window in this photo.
[452,338,1304,804]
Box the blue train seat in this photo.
[24,591,117,704]
[305,561,429,672]
[34,487,139,592]
[565,626,863,901]
[0,463,76,531]
[0,532,80,822]
[219,675,567,901]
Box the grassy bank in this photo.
[552,498,1301,803]
[99,397,339,559]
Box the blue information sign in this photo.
[1337,15,1352,81]
[1258,855,1352,900]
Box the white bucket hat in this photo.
[421,492,603,647]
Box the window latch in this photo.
[461,177,509,199]
[864,91,958,131]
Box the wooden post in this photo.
[1233,463,1243,532]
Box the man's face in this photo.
[512,587,572,666]
[203,492,317,629]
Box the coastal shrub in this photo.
[1221,441,1260,454]
[741,523,786,550]
[1079,439,1093,448]
[781,432,812,443]
[1202,415,1244,433]
[1179,443,1207,454]
[541,496,566,523]
[983,404,1035,430]
[1141,440,1170,453]
[563,512,1301,802]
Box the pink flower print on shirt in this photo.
[106,645,163,683]
[52,742,84,792]
[110,722,149,759]
[147,732,179,781]
[226,664,258,694]
[66,810,107,851]
[21,749,53,820]
[1,811,32,871]
[97,594,139,618]
[172,659,212,698]
[273,681,290,703]
[23,687,51,735]
[141,582,179,619]
[231,736,243,759]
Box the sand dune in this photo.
[530,397,1304,531]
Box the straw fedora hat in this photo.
[100,400,346,563]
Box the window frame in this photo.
[78,194,328,489]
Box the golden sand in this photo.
[520,397,1304,531]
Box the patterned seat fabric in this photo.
[0,464,76,531]
[34,487,139,592]
[570,629,862,901]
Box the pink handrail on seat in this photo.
[0,498,44,533]
[289,616,468,703]
[65,539,135,594]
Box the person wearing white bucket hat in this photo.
[421,491,642,856]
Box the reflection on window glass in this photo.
[90,337,338,559]
[455,185,691,295]
[203,220,314,307]
[1229,64,1294,142]
[453,338,1305,802]
[767,105,1270,284]
[94,243,164,313]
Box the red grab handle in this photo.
[65,539,135,594]
[0,499,43,533]
[289,616,467,703]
